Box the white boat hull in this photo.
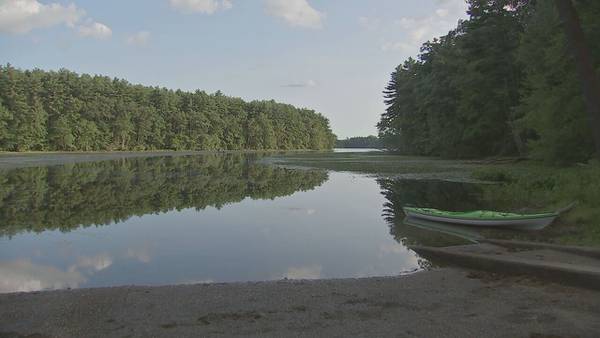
[404,210,556,230]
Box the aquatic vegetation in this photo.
[270,152,481,180]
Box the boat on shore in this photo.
[402,206,560,230]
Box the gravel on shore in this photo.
[1,268,599,338]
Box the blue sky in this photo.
[0,0,468,138]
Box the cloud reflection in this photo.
[71,253,113,272]
[126,247,152,264]
[378,243,408,257]
[0,244,160,293]
[0,259,85,293]
[286,207,317,215]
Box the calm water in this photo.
[0,153,484,293]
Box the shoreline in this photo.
[0,150,324,170]
[0,151,207,170]
[1,268,599,337]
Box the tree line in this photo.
[0,66,336,152]
[0,153,328,237]
[378,0,600,164]
[336,135,382,148]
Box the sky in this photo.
[0,0,468,138]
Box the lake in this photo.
[0,152,484,293]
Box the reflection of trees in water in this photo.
[0,154,328,236]
[378,178,485,247]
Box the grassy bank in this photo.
[472,162,600,247]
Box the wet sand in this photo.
[1,269,599,338]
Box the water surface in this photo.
[3,153,478,293]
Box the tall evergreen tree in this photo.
[0,98,10,148]
[554,0,600,158]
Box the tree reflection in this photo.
[0,154,328,236]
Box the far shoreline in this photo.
[0,150,335,170]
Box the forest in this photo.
[336,136,382,148]
[0,66,336,152]
[0,153,328,236]
[378,0,600,164]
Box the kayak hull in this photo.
[403,216,483,242]
[403,208,557,230]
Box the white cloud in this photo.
[77,20,112,39]
[169,0,232,14]
[436,8,449,18]
[264,0,324,29]
[380,40,413,53]
[360,0,467,54]
[0,0,84,34]
[126,30,151,46]
[390,0,466,52]
[358,16,380,30]
[0,0,112,40]
[281,80,317,88]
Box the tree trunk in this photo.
[554,0,600,159]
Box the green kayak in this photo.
[403,207,559,230]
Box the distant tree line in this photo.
[336,135,382,148]
[378,0,600,164]
[0,154,328,236]
[0,66,336,152]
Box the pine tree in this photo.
[554,0,600,158]
[0,98,10,148]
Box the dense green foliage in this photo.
[0,154,328,236]
[379,0,600,164]
[335,135,382,148]
[0,66,335,152]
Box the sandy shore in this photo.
[1,268,599,338]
